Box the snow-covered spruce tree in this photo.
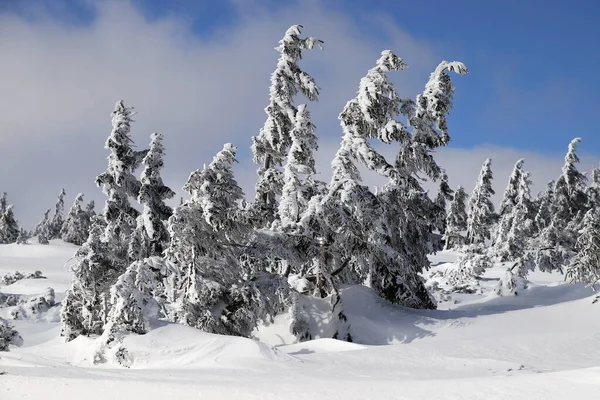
[498,159,524,218]
[61,217,115,341]
[0,192,19,244]
[277,104,319,229]
[433,172,453,236]
[0,317,23,351]
[319,50,409,315]
[128,133,174,261]
[444,186,468,250]
[586,167,600,211]
[36,209,51,245]
[165,144,290,337]
[0,204,19,244]
[16,228,30,245]
[553,138,588,229]
[380,59,467,308]
[565,209,600,288]
[446,243,492,292]
[86,200,96,219]
[61,193,91,245]
[251,25,322,227]
[96,101,147,266]
[49,188,66,239]
[466,158,495,244]
[534,180,555,232]
[495,170,534,261]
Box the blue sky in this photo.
[6,0,597,153]
[1,0,599,225]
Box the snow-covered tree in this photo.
[0,203,19,244]
[586,167,600,211]
[0,193,19,244]
[104,256,170,337]
[0,317,22,351]
[552,138,587,229]
[444,186,468,249]
[466,158,495,244]
[565,209,600,287]
[498,159,524,218]
[446,244,492,291]
[96,101,147,266]
[433,172,453,235]
[278,104,319,228]
[16,228,30,245]
[166,143,274,335]
[534,180,555,232]
[128,133,174,261]
[86,200,96,219]
[49,188,66,239]
[61,194,91,245]
[494,171,534,261]
[61,217,114,341]
[251,25,322,226]
[36,209,51,245]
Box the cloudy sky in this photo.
[0,0,599,227]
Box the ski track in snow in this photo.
[1,241,599,399]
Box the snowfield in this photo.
[1,241,599,399]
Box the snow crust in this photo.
[1,241,600,399]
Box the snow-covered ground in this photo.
[1,241,599,399]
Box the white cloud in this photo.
[1,0,596,227]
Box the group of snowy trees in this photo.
[54,25,598,357]
[33,189,96,246]
[58,25,469,353]
[443,138,600,294]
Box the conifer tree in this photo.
[49,189,66,239]
[433,172,453,235]
[128,133,174,261]
[499,171,534,261]
[96,101,147,265]
[444,186,468,249]
[61,193,91,245]
[278,104,319,228]
[251,25,322,226]
[36,209,51,245]
[0,193,7,214]
[0,193,19,244]
[552,138,587,228]
[61,217,114,341]
[534,180,555,232]
[565,209,600,287]
[466,158,495,244]
[165,144,254,333]
[586,167,600,211]
[86,200,96,219]
[498,159,524,218]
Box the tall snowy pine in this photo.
[565,209,600,287]
[444,186,468,249]
[128,133,175,261]
[552,138,588,229]
[466,158,495,244]
[278,104,319,228]
[36,209,51,245]
[0,193,19,244]
[251,25,322,227]
[61,193,91,245]
[49,189,66,239]
[96,101,147,266]
[61,217,114,341]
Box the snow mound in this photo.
[97,323,298,369]
[281,338,368,355]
